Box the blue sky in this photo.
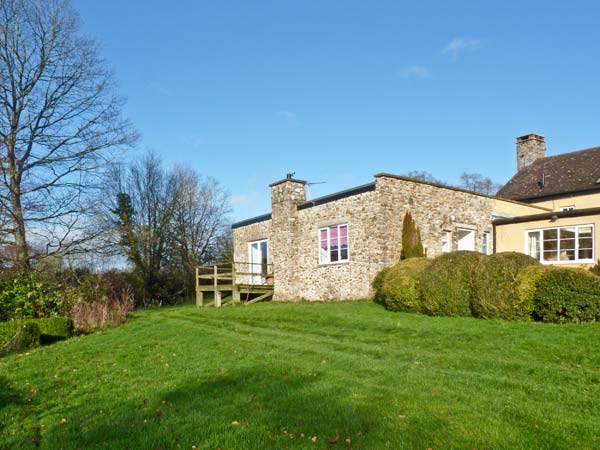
[74,0,600,220]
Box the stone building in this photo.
[232,133,600,301]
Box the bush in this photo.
[70,288,134,331]
[471,252,540,320]
[401,212,424,259]
[0,321,40,356]
[514,265,549,317]
[533,268,600,323]
[373,258,432,312]
[372,267,390,307]
[0,274,75,320]
[421,251,483,317]
[36,316,74,344]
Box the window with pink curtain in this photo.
[318,224,349,263]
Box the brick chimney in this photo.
[516,133,546,171]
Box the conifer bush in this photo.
[372,258,432,312]
[471,252,540,320]
[421,251,483,317]
[401,212,424,259]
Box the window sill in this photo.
[540,259,595,265]
[318,261,350,267]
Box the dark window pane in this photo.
[340,246,348,261]
[561,227,576,239]
[579,248,593,259]
[579,237,593,249]
[544,239,558,252]
[544,229,558,240]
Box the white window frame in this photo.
[457,228,475,251]
[524,224,594,264]
[560,206,576,212]
[318,224,349,265]
[482,232,490,255]
[441,231,452,253]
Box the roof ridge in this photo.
[541,145,600,161]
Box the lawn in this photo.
[1,301,600,450]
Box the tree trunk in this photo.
[9,177,30,272]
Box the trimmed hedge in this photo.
[514,265,549,316]
[0,321,40,356]
[421,251,483,317]
[0,316,73,356]
[36,316,74,344]
[533,268,600,323]
[373,258,432,312]
[471,252,540,320]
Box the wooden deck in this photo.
[195,262,274,307]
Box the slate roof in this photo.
[497,146,600,201]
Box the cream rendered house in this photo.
[495,134,600,268]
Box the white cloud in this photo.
[397,65,430,78]
[443,37,482,60]
[277,110,299,124]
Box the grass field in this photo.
[1,301,600,450]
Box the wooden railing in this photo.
[195,262,274,307]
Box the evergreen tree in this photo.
[401,212,424,259]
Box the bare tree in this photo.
[0,0,137,271]
[168,167,231,273]
[459,172,502,195]
[112,153,176,299]
[111,154,231,302]
[404,170,446,185]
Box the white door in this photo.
[457,229,475,251]
[248,240,268,284]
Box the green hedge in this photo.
[471,252,540,320]
[0,316,73,356]
[373,258,432,312]
[36,316,74,344]
[533,268,600,323]
[514,265,549,316]
[0,321,40,356]
[421,251,483,317]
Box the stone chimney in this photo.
[269,176,307,300]
[516,133,546,171]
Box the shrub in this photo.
[373,258,432,312]
[36,317,74,344]
[401,211,424,259]
[372,267,390,307]
[533,268,600,323]
[514,265,549,317]
[70,287,134,331]
[0,321,40,356]
[421,251,483,317]
[471,252,540,320]
[0,274,75,320]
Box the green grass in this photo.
[1,301,600,449]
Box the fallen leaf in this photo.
[330,434,340,444]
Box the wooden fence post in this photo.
[195,267,203,307]
[214,265,221,307]
[232,262,240,303]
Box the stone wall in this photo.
[376,174,495,262]
[232,218,272,265]
[233,175,509,301]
